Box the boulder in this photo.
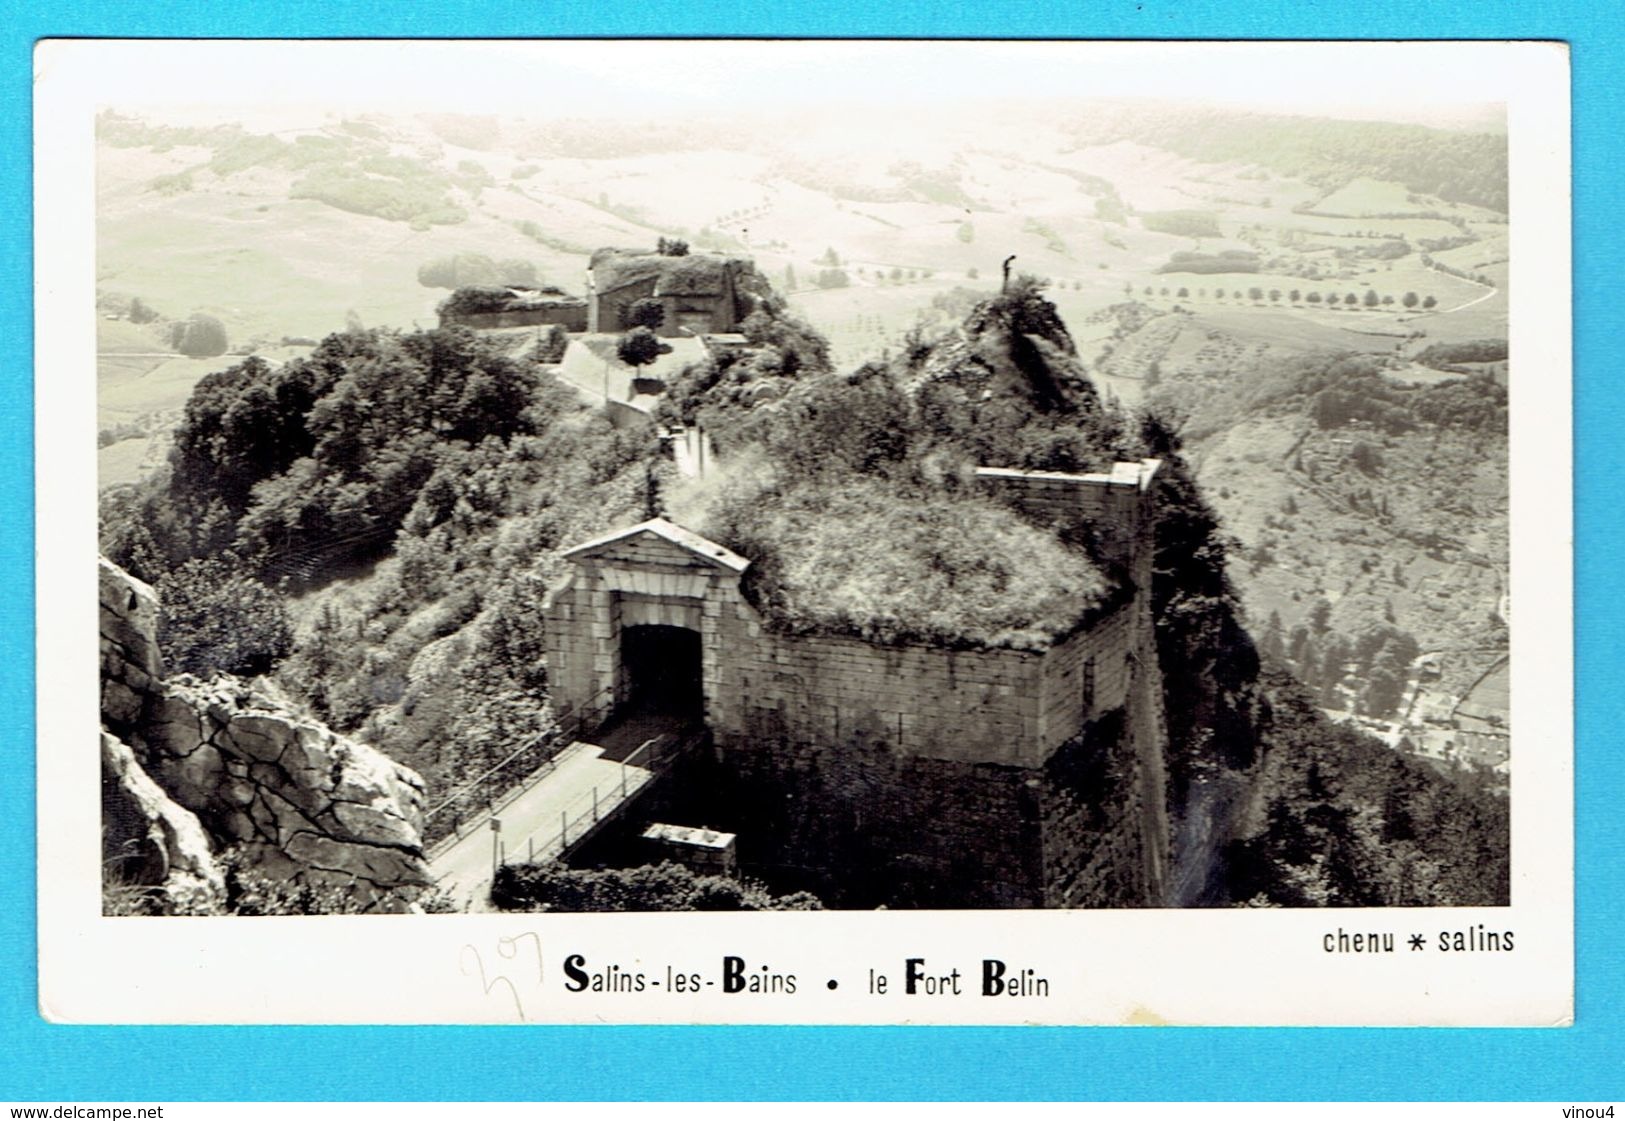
[98,557,432,912]
[98,558,162,733]
[101,731,225,914]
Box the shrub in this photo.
[492,861,822,912]
[617,326,669,369]
[626,297,666,330]
[156,557,293,676]
[437,286,521,317]
[172,313,229,358]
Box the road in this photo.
[428,742,655,911]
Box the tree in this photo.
[1269,289,1282,302]
[1403,291,1419,309]
[818,247,842,267]
[816,268,850,289]
[1422,295,1438,309]
[626,298,666,330]
[537,324,569,363]
[1309,597,1333,635]
[656,237,690,257]
[1344,292,1359,306]
[1307,292,1322,304]
[617,326,669,369]
[1363,289,1380,308]
[784,264,797,291]
[967,267,979,280]
[1382,295,1395,306]
[1177,287,1189,298]
[156,557,293,677]
[173,313,229,358]
[1248,286,1264,302]
[957,221,975,244]
[128,297,158,324]
[1289,289,1301,303]
[417,257,458,288]
[496,258,538,287]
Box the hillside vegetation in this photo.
[1067,105,1508,212]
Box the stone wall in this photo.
[440,303,587,332]
[542,502,1172,908]
[545,526,1149,769]
[976,460,1160,586]
[705,725,1047,908]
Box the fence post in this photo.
[528,837,534,863]
[561,810,568,850]
[593,786,599,822]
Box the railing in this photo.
[497,729,702,869]
[422,685,615,856]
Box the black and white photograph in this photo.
[37,39,1572,1025]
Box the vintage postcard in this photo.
[35,39,1571,1025]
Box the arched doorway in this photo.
[618,624,703,718]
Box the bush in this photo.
[156,557,293,676]
[437,286,521,317]
[617,326,669,368]
[1141,210,1222,238]
[626,297,665,330]
[171,313,229,358]
[493,861,822,912]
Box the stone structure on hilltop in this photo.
[586,248,766,337]
[437,288,588,332]
[543,461,1171,909]
[99,559,432,913]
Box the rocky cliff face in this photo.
[99,558,431,913]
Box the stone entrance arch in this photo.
[544,518,751,732]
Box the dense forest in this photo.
[101,277,1509,909]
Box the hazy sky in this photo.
[45,39,1522,129]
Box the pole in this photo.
[593,786,599,822]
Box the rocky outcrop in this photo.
[101,731,225,913]
[99,557,431,913]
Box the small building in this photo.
[642,822,738,877]
[586,248,757,337]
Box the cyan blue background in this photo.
[3,2,1619,1101]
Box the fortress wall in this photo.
[542,577,607,726]
[1035,601,1137,754]
[708,615,1049,768]
[544,514,1173,908]
[440,304,588,332]
[1036,717,1156,908]
[975,461,1159,573]
[712,720,1047,908]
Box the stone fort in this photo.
[544,459,1173,909]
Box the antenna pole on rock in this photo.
[1002,255,1017,294]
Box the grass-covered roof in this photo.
[693,469,1110,651]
